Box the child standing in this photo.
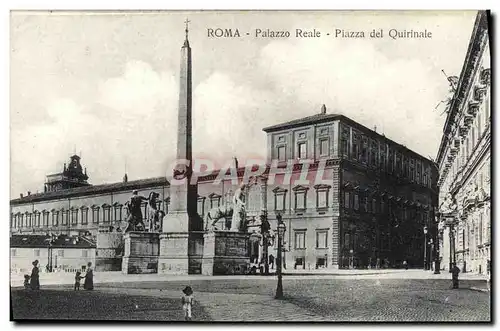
[74,271,83,291]
[23,275,30,290]
[181,286,193,321]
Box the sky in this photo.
[10,10,478,197]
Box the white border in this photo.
[2,1,497,331]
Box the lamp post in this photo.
[434,214,441,274]
[275,213,286,299]
[423,226,428,270]
[429,239,434,271]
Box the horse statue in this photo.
[146,192,164,232]
[204,204,234,231]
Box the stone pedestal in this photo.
[202,231,250,275]
[158,232,190,275]
[122,232,159,274]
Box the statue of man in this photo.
[128,190,148,229]
[230,183,247,231]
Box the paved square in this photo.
[11,277,490,322]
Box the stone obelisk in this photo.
[159,19,199,275]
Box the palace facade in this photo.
[436,11,491,274]
[11,105,437,271]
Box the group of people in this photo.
[23,260,94,291]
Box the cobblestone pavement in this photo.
[11,278,491,322]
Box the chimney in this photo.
[123,173,128,183]
[374,125,377,133]
[320,104,327,115]
[27,191,31,196]
[232,157,239,170]
[20,193,23,198]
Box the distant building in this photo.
[10,234,96,274]
[44,154,90,192]
[436,11,491,274]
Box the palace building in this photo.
[436,11,491,274]
[10,106,437,271]
[10,21,438,273]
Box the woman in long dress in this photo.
[83,262,94,290]
[30,260,40,290]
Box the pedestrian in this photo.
[403,260,408,270]
[83,262,94,290]
[74,271,83,291]
[181,286,194,321]
[23,274,31,290]
[269,254,275,270]
[30,260,40,290]
[451,263,460,289]
[487,259,491,292]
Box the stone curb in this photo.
[469,287,490,293]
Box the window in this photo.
[59,210,65,226]
[471,127,476,148]
[316,230,328,248]
[43,211,50,227]
[273,187,287,211]
[293,186,308,210]
[366,197,371,213]
[341,128,350,158]
[34,249,40,257]
[478,113,482,137]
[92,207,100,224]
[395,152,402,175]
[388,149,394,173]
[81,207,89,225]
[277,146,286,161]
[11,249,16,257]
[380,147,386,171]
[479,213,483,245]
[370,141,378,167]
[26,213,32,227]
[315,184,330,209]
[344,191,350,209]
[343,232,351,249]
[416,162,421,184]
[295,231,306,249]
[197,196,206,216]
[297,142,307,159]
[34,212,40,227]
[354,194,359,210]
[466,137,470,158]
[372,199,377,214]
[71,208,78,225]
[319,139,329,157]
[209,193,222,209]
[361,137,368,163]
[409,159,415,182]
[82,250,88,258]
[58,250,64,257]
[103,205,111,223]
[316,257,327,269]
[352,135,359,160]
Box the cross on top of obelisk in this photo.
[184,18,190,39]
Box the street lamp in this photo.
[275,213,286,299]
[423,226,428,270]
